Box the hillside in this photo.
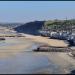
[44,19,75,31]
[14,19,75,35]
[14,21,45,35]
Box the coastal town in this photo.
[0,20,75,74]
[0,1,75,74]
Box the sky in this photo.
[0,1,75,23]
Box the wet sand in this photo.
[0,51,75,74]
[0,34,75,74]
[0,37,36,58]
[33,52,75,74]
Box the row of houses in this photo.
[39,22,75,46]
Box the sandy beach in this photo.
[22,34,68,47]
[0,37,35,58]
[0,34,75,74]
[0,33,69,58]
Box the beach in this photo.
[0,34,69,58]
[23,34,68,47]
[0,37,36,58]
[0,34,75,74]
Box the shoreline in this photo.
[0,33,70,58]
[0,34,75,74]
[0,37,37,58]
[23,34,68,47]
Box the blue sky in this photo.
[0,1,75,23]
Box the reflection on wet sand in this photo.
[0,36,75,74]
[0,37,35,58]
